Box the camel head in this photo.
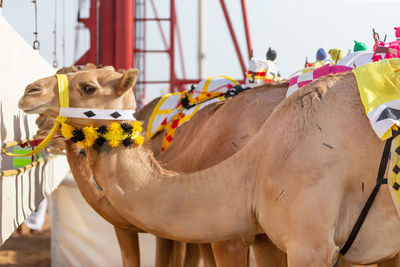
[18,67,139,127]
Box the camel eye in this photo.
[82,85,97,95]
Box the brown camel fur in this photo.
[140,83,288,267]
[52,65,201,267]
[20,68,400,266]
[29,68,288,266]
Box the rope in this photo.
[2,136,63,150]
[1,155,56,177]
[2,140,29,150]
[52,0,58,68]
[73,0,83,63]
[32,0,40,50]
[62,0,66,66]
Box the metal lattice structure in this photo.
[75,0,252,106]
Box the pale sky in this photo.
[2,0,400,101]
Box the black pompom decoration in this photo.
[71,129,85,142]
[95,136,107,146]
[97,126,108,135]
[121,123,133,134]
[122,137,133,147]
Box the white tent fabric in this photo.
[0,13,69,245]
[49,175,123,266]
[0,11,160,265]
[25,198,47,231]
[49,175,158,267]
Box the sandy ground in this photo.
[0,219,50,267]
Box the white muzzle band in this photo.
[60,107,137,120]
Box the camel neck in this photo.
[84,144,259,242]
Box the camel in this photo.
[139,82,288,267]
[29,66,289,266]
[55,95,390,267]
[19,66,400,266]
[52,65,209,267]
[137,79,398,267]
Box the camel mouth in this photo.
[21,104,46,114]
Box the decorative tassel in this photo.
[60,123,74,139]
[71,129,85,143]
[133,135,144,146]
[60,122,143,149]
[121,123,133,134]
[97,125,108,135]
[82,125,98,147]
[122,137,133,147]
[95,136,107,147]
[131,121,143,133]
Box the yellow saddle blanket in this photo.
[353,58,400,140]
[147,76,239,152]
[353,59,400,218]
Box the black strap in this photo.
[225,84,246,98]
[340,136,393,255]
[181,84,247,110]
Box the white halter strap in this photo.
[60,107,136,120]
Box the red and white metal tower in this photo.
[76,0,252,106]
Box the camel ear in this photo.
[117,68,139,95]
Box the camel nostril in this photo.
[26,87,42,95]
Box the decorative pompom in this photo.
[95,136,107,146]
[71,129,85,143]
[61,121,143,148]
[133,135,144,145]
[82,125,98,147]
[131,121,143,133]
[104,122,124,146]
[60,123,74,139]
[109,139,121,148]
[122,137,133,147]
[108,122,122,133]
[120,123,133,134]
[97,125,108,135]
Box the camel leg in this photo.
[183,243,201,267]
[252,234,287,267]
[199,243,216,267]
[114,227,140,267]
[155,237,173,267]
[172,241,185,267]
[211,239,249,267]
[379,254,400,267]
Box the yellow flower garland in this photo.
[60,121,144,148]
[60,123,74,139]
